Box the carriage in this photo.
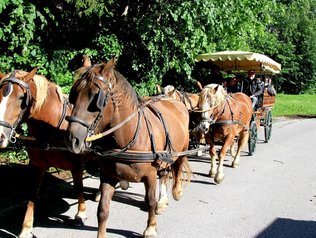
[195,50,281,155]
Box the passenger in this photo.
[226,77,241,93]
[209,65,225,86]
[241,70,264,108]
[264,76,277,96]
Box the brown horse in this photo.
[0,69,95,238]
[196,84,253,184]
[162,85,200,111]
[66,58,191,238]
[161,84,206,155]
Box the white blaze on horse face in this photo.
[0,84,13,145]
[0,84,13,121]
[201,98,211,132]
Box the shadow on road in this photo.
[0,163,84,236]
[255,218,316,238]
[0,163,150,237]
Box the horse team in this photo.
[0,57,253,238]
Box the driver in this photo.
[241,70,263,108]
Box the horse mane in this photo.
[15,70,64,112]
[75,63,139,109]
[112,70,139,108]
[200,84,227,107]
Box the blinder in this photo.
[3,82,12,97]
[0,73,31,109]
[66,72,112,143]
[0,72,32,143]
[96,89,107,110]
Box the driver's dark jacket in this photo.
[241,78,263,97]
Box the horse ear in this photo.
[83,54,91,67]
[156,84,162,94]
[23,67,38,82]
[101,57,116,76]
[0,72,5,79]
[196,81,203,91]
[107,56,116,68]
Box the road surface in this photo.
[0,117,315,238]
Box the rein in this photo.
[88,95,178,164]
[176,90,195,111]
[85,96,159,142]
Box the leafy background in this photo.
[0,0,316,95]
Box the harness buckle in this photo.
[9,130,17,144]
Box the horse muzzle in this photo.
[67,133,90,154]
[198,120,210,134]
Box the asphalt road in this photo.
[0,118,315,238]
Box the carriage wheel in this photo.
[264,110,272,143]
[248,120,258,156]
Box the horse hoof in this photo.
[119,181,129,190]
[232,162,239,168]
[95,191,101,202]
[208,171,216,178]
[214,174,225,184]
[19,232,34,238]
[143,226,157,238]
[155,202,168,215]
[172,189,183,201]
[155,205,166,215]
[74,216,86,227]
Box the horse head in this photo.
[162,85,177,98]
[197,84,226,133]
[0,69,36,148]
[67,58,117,154]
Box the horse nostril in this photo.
[71,137,79,148]
[0,133,6,142]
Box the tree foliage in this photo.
[0,0,316,94]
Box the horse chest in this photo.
[211,125,235,139]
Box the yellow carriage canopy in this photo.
[195,50,281,74]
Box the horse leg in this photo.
[232,130,249,168]
[19,165,45,238]
[172,157,183,201]
[197,131,206,157]
[215,135,234,184]
[155,175,169,215]
[230,140,236,157]
[71,168,87,226]
[97,178,117,238]
[172,155,191,201]
[95,181,129,202]
[143,174,158,238]
[206,136,217,178]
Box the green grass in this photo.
[273,94,316,117]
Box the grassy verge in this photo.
[272,94,316,117]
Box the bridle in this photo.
[66,74,113,146]
[0,72,32,143]
[197,99,224,123]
